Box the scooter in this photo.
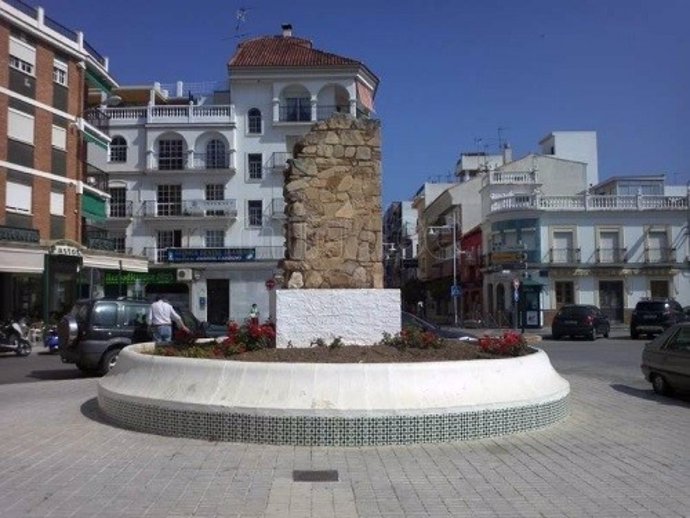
[0,319,32,357]
[44,326,59,353]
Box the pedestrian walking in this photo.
[147,296,190,344]
[249,303,260,325]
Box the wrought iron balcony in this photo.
[644,247,676,264]
[549,247,580,264]
[141,200,238,219]
[271,198,285,219]
[84,163,109,193]
[316,105,352,120]
[269,152,292,171]
[596,247,627,263]
[83,226,114,251]
[278,105,311,122]
[109,201,133,218]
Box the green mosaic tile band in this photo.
[98,395,569,446]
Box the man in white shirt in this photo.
[147,296,190,344]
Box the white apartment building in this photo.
[90,24,378,324]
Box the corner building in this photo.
[0,1,147,321]
[92,24,379,324]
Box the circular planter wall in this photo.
[98,343,569,446]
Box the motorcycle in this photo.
[0,319,32,357]
[44,326,59,353]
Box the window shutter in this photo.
[6,181,32,213]
[8,109,35,144]
[50,192,65,216]
[9,37,36,66]
[52,125,67,149]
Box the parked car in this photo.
[630,298,686,339]
[641,323,690,396]
[59,298,225,375]
[401,311,477,342]
[551,304,610,341]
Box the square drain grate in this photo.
[293,470,339,482]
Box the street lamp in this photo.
[428,211,461,327]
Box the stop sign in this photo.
[265,278,276,290]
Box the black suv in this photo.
[59,298,225,375]
[630,298,686,339]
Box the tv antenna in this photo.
[222,6,253,40]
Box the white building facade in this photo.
[90,25,378,324]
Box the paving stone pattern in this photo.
[1,373,689,517]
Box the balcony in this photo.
[148,152,236,173]
[141,245,284,264]
[83,227,115,251]
[316,105,352,120]
[269,152,292,171]
[482,170,538,187]
[141,200,238,220]
[489,193,689,214]
[270,198,285,219]
[596,247,627,263]
[109,201,133,218]
[549,247,580,264]
[102,104,236,125]
[278,105,311,122]
[84,163,109,193]
[644,247,676,264]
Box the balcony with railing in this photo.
[549,247,580,264]
[84,163,109,193]
[489,193,689,214]
[141,245,284,264]
[482,170,539,187]
[278,105,312,122]
[141,200,238,219]
[83,226,114,251]
[644,247,676,264]
[103,104,236,125]
[316,105,352,120]
[596,247,627,263]
[148,152,236,172]
[109,201,133,218]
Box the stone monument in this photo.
[276,114,400,347]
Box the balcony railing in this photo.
[645,247,676,264]
[103,105,235,125]
[490,193,689,213]
[316,105,352,120]
[271,198,285,219]
[482,170,538,187]
[84,163,109,193]
[596,247,627,263]
[549,247,580,264]
[278,105,311,122]
[83,227,114,251]
[109,201,133,218]
[269,152,292,171]
[141,245,284,264]
[141,199,238,218]
[148,152,236,172]
[190,152,234,170]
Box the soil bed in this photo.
[209,340,534,363]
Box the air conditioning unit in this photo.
[176,268,193,282]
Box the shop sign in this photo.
[104,271,176,286]
[166,247,256,263]
[490,251,522,265]
[50,244,82,257]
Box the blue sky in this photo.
[38,0,690,205]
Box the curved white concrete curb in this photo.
[98,343,570,445]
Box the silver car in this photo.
[641,323,690,396]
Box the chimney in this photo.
[502,142,512,164]
[281,24,293,37]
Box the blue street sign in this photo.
[451,284,461,298]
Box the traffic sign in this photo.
[451,284,461,298]
[265,278,276,290]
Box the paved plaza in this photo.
[1,338,689,517]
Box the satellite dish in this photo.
[105,95,122,107]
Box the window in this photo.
[50,191,64,216]
[156,185,182,216]
[157,230,182,262]
[248,153,263,180]
[122,304,147,328]
[109,136,127,163]
[646,230,669,262]
[205,230,225,248]
[8,109,35,144]
[205,184,224,216]
[206,139,227,169]
[555,281,574,306]
[112,236,126,253]
[9,36,35,76]
[51,125,66,150]
[158,138,184,170]
[109,187,127,217]
[666,327,690,351]
[650,280,669,299]
[92,302,118,327]
[284,97,311,121]
[53,58,68,86]
[248,108,262,134]
[6,181,32,214]
[552,230,575,263]
[248,200,263,227]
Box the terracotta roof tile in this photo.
[229,36,361,68]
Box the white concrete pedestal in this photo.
[275,289,401,348]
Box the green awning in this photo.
[82,192,107,221]
[83,128,109,150]
[85,68,112,93]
